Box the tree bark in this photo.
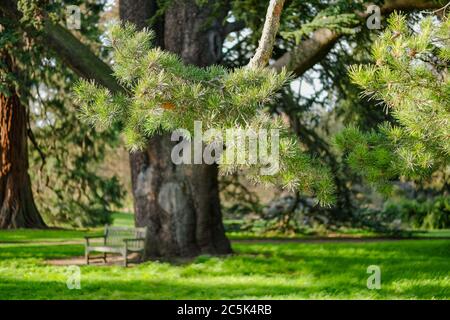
[0,51,46,229]
[121,0,231,257]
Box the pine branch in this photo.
[337,12,450,190]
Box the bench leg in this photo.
[123,251,128,267]
[103,252,107,263]
[85,249,89,265]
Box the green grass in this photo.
[0,212,132,244]
[1,226,447,244]
[220,227,450,241]
[411,229,450,238]
[0,228,101,243]
[0,213,130,244]
[0,217,448,299]
[0,229,448,299]
[111,212,134,227]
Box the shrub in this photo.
[383,196,450,230]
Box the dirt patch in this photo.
[46,253,141,267]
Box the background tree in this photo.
[0,0,125,228]
[0,27,45,228]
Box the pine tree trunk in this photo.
[121,0,231,257]
[0,52,46,229]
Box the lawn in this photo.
[0,221,448,299]
[0,212,130,244]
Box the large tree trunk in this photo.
[0,51,46,229]
[121,0,231,257]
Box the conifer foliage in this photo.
[74,23,336,205]
[336,13,450,192]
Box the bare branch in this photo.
[247,0,285,69]
[271,28,339,75]
[381,0,445,13]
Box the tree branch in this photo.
[42,23,123,93]
[247,0,285,69]
[271,0,444,77]
[271,28,339,75]
[380,0,444,13]
[0,0,123,93]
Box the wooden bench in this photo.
[85,226,147,267]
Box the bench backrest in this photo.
[104,226,147,248]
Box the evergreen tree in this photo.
[74,21,336,205]
[0,0,125,228]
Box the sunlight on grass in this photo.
[0,236,448,299]
[111,212,134,227]
[0,229,101,243]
